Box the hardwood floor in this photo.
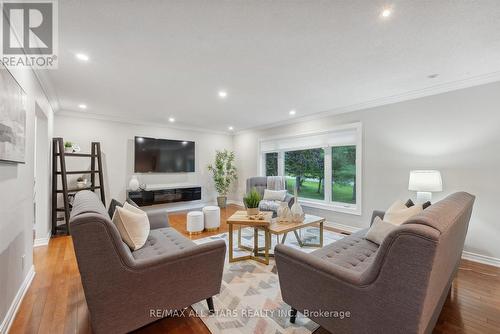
[10,204,500,334]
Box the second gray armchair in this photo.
[246,176,294,216]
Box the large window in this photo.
[332,146,356,204]
[265,152,278,176]
[259,123,362,215]
[284,148,325,200]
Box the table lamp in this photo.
[408,170,442,203]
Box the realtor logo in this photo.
[1,0,58,68]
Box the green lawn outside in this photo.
[286,178,355,204]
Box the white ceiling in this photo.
[43,0,500,132]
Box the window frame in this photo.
[259,123,362,216]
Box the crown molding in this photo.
[235,71,500,134]
[56,110,232,136]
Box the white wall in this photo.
[233,81,500,262]
[0,66,54,331]
[34,105,51,243]
[53,116,234,209]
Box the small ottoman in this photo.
[186,211,204,235]
[203,206,221,232]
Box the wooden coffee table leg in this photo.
[228,223,234,262]
[264,229,270,265]
[254,227,259,257]
[320,221,324,247]
[293,230,304,247]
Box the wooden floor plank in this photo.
[9,204,500,334]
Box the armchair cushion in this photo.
[263,189,287,201]
[132,227,196,260]
[259,199,282,212]
[310,229,379,273]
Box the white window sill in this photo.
[297,198,361,216]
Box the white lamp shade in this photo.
[408,170,443,192]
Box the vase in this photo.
[217,196,227,208]
[129,175,140,191]
[77,180,87,189]
[64,147,73,153]
[277,202,291,223]
[290,198,304,223]
[246,207,259,216]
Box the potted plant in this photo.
[208,150,237,208]
[243,188,261,216]
[76,177,87,189]
[64,141,73,153]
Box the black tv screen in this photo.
[134,136,195,173]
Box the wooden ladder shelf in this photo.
[51,138,106,235]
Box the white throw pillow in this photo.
[383,200,423,225]
[263,189,287,201]
[365,217,397,245]
[112,202,150,250]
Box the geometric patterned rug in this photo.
[192,228,345,334]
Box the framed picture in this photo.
[0,63,27,163]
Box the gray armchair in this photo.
[70,191,226,334]
[246,176,294,216]
[275,192,475,334]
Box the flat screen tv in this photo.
[134,136,195,173]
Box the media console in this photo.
[128,185,202,207]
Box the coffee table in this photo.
[227,211,273,265]
[269,214,325,248]
[226,211,325,265]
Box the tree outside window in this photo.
[265,152,278,176]
[284,148,325,200]
[332,146,356,204]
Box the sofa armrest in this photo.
[371,210,385,226]
[145,207,170,229]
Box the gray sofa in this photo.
[246,176,294,215]
[69,191,226,334]
[275,192,475,334]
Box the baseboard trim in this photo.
[0,265,35,334]
[461,251,500,268]
[33,231,51,247]
[325,221,362,234]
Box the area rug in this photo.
[191,227,344,334]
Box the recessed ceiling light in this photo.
[78,104,87,109]
[228,126,234,131]
[381,8,392,18]
[289,110,296,116]
[168,117,175,123]
[75,53,89,62]
[218,90,228,98]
